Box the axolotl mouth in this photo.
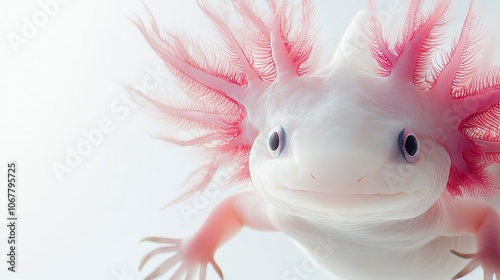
[274,185,421,213]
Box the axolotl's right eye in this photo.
[398,128,419,163]
[268,125,286,158]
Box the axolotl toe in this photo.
[134,0,500,279]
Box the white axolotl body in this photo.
[134,0,500,279]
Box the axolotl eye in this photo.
[398,129,419,163]
[268,125,286,158]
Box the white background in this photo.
[1,0,499,279]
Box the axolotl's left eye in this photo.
[398,129,419,163]
[268,125,286,158]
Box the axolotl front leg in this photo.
[445,197,500,279]
[139,190,275,279]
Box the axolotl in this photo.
[134,0,500,279]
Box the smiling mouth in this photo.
[272,186,419,209]
[278,185,411,198]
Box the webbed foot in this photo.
[139,236,223,280]
[451,249,500,280]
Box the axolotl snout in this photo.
[134,0,500,279]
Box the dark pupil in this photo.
[269,131,279,151]
[405,135,418,156]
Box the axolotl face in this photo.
[135,0,500,228]
[249,69,451,222]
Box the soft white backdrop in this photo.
[1,0,499,279]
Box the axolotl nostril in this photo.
[133,0,500,279]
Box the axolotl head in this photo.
[249,65,449,221]
[137,0,500,221]
[248,2,500,222]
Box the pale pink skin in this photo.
[134,0,500,279]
